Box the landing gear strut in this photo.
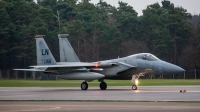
[100,82,107,90]
[81,82,88,90]
[131,74,143,90]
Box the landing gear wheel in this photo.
[81,82,88,90]
[132,85,137,90]
[100,82,107,90]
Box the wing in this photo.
[29,62,97,68]
[30,62,136,69]
[13,69,45,71]
[14,62,137,75]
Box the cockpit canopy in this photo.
[136,53,159,61]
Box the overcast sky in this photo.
[89,0,200,16]
[33,0,200,16]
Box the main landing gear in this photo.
[81,81,107,90]
[81,82,88,90]
[99,79,107,90]
[100,82,107,90]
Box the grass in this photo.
[0,79,200,87]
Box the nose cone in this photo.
[170,65,185,73]
[162,61,185,74]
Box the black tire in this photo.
[132,85,137,90]
[100,82,107,90]
[81,82,88,90]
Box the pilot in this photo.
[143,55,146,60]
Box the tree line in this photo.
[0,0,200,74]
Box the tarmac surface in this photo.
[0,86,200,101]
[0,101,200,112]
[0,86,200,112]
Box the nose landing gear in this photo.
[131,74,143,90]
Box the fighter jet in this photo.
[14,34,185,90]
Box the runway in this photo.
[0,86,200,101]
[0,101,200,112]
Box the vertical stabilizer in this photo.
[58,34,80,62]
[35,35,56,65]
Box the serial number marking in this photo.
[44,59,51,64]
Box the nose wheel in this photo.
[100,82,107,90]
[81,82,88,90]
[132,85,137,90]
